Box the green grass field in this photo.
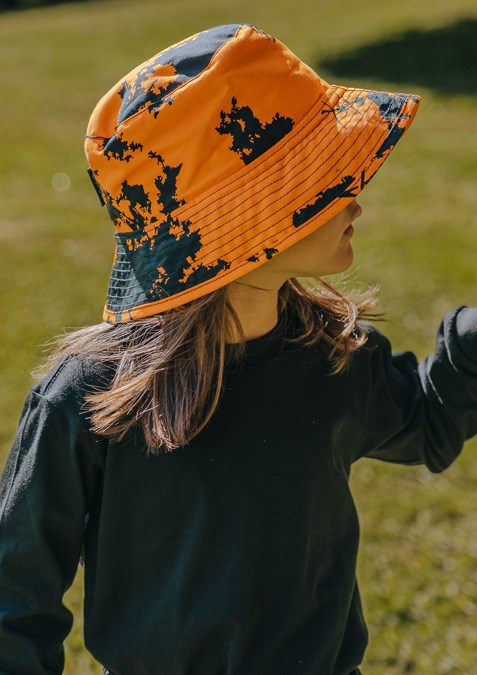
[1,0,477,672]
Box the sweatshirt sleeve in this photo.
[0,361,105,674]
[350,306,477,472]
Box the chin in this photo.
[296,249,354,277]
[340,246,354,271]
[326,250,355,275]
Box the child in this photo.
[0,23,476,675]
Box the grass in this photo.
[1,0,477,672]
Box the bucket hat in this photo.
[85,24,420,324]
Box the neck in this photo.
[226,281,281,343]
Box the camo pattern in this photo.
[294,91,420,228]
[116,25,243,124]
[104,154,233,322]
[216,97,294,165]
[84,24,420,322]
[293,175,360,228]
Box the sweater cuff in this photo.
[455,306,477,363]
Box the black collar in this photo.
[225,310,289,367]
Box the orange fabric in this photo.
[84,24,420,323]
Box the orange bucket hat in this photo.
[85,24,420,324]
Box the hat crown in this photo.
[115,24,246,129]
[85,24,321,233]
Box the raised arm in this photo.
[350,306,477,471]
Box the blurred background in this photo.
[1,0,476,672]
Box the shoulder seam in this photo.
[39,357,73,396]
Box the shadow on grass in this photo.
[0,0,99,12]
[319,17,477,95]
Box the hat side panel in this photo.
[86,25,326,238]
[159,25,325,205]
[84,24,245,233]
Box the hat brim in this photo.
[104,85,419,323]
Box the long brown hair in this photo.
[33,277,379,453]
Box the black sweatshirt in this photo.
[1,306,477,675]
